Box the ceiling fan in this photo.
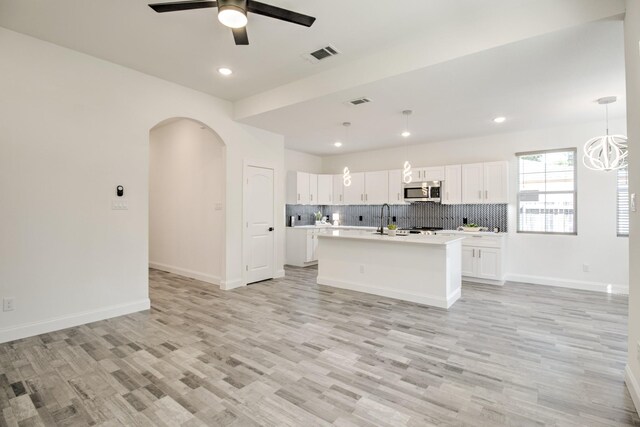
[148,0,316,45]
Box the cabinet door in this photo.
[461,247,476,277]
[297,172,310,204]
[423,166,445,181]
[477,248,501,280]
[388,170,404,204]
[343,172,365,205]
[364,171,389,204]
[462,163,484,204]
[305,233,314,262]
[483,161,508,203]
[312,234,319,260]
[442,165,462,204]
[308,174,318,204]
[332,175,344,205]
[317,175,333,205]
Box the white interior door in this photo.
[246,166,275,284]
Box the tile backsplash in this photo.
[286,203,508,231]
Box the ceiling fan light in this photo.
[218,6,247,28]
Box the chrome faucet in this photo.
[380,203,390,235]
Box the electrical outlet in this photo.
[111,200,129,210]
[582,264,589,273]
[359,265,365,274]
[3,297,15,312]
[637,341,640,361]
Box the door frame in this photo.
[242,159,279,286]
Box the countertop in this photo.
[317,229,464,246]
[288,225,378,230]
[436,229,508,237]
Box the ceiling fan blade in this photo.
[232,27,249,45]
[149,1,217,13]
[247,1,316,27]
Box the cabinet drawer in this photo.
[461,235,503,248]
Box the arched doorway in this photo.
[148,118,226,286]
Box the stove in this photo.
[398,226,443,235]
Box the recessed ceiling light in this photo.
[401,131,411,138]
[334,142,343,147]
[494,116,506,123]
[217,67,233,76]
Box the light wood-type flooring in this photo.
[1,266,638,426]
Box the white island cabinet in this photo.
[317,230,463,309]
[436,231,507,284]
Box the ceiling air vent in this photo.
[348,97,372,106]
[303,45,340,63]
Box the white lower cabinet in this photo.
[287,228,320,267]
[439,232,506,284]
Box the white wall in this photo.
[0,28,285,343]
[149,119,225,284]
[624,0,640,413]
[285,149,323,174]
[322,121,629,292]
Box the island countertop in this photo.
[317,229,464,246]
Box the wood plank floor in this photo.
[1,266,638,426]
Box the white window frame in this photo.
[516,148,578,235]
[617,166,629,237]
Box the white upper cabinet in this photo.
[332,174,344,205]
[287,171,310,205]
[388,170,405,205]
[308,174,318,204]
[462,163,484,204]
[416,166,445,182]
[364,171,389,204]
[343,172,365,205]
[483,161,509,203]
[442,165,462,205]
[317,174,333,205]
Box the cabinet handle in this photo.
[340,195,343,202]
[485,190,488,199]
[478,190,481,199]
[298,193,300,201]
[446,191,449,201]
[479,249,482,258]
[361,194,363,201]
[310,194,313,201]
[365,194,368,201]
[397,193,400,201]
[472,249,475,257]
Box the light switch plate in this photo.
[631,193,637,213]
[111,200,129,210]
[3,297,15,312]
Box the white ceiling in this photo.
[0,0,627,156]
[0,0,499,101]
[241,20,627,155]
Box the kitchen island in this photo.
[316,229,464,309]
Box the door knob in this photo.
[268,227,274,231]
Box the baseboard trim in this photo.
[505,274,628,295]
[275,269,286,279]
[220,278,244,290]
[317,276,453,309]
[626,365,640,415]
[0,298,150,344]
[149,261,220,285]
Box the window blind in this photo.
[617,167,629,237]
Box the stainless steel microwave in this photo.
[403,181,441,203]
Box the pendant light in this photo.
[401,110,413,184]
[583,96,628,172]
[342,122,353,187]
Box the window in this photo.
[517,149,577,234]
[617,167,629,237]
